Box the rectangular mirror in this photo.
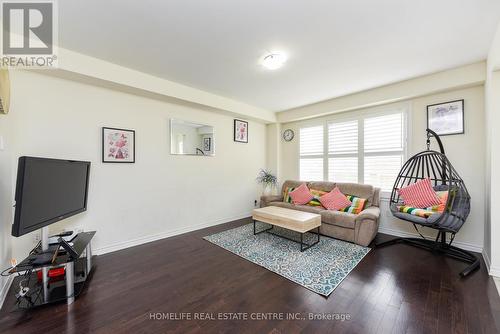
[170,119,215,156]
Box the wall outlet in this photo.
[254,200,258,207]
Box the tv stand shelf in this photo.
[9,231,96,309]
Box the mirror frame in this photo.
[169,118,215,156]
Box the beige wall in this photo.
[485,22,500,276]
[0,70,266,262]
[277,85,485,251]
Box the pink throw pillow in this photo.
[319,187,352,211]
[398,178,441,208]
[289,183,314,205]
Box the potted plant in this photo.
[256,169,278,195]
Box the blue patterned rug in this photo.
[203,222,370,296]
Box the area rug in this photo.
[203,222,370,296]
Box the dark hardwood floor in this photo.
[1,217,499,334]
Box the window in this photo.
[299,125,323,181]
[328,120,358,183]
[363,113,405,192]
[298,106,407,194]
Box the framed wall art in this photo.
[102,127,135,163]
[234,119,248,143]
[427,100,464,136]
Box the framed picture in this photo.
[427,100,464,136]
[234,119,248,143]
[102,127,135,163]
[203,137,211,151]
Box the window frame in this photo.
[298,102,410,197]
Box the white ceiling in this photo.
[59,0,500,112]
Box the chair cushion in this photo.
[289,183,314,205]
[398,178,441,208]
[319,187,352,211]
[397,205,436,218]
[320,210,356,229]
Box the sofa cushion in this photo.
[320,210,357,229]
[336,182,375,207]
[307,181,336,193]
[268,201,324,214]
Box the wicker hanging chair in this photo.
[377,129,479,277]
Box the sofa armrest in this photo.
[355,206,380,222]
[354,206,381,246]
[260,195,283,207]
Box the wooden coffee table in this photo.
[252,206,321,252]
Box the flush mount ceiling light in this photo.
[261,52,287,70]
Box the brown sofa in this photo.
[260,180,381,247]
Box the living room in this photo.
[1,1,500,333]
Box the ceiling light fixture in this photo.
[261,52,287,70]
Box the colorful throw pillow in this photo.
[283,186,296,203]
[425,190,449,213]
[319,187,352,211]
[398,178,441,208]
[289,183,314,205]
[307,189,328,207]
[398,205,435,218]
[339,195,367,214]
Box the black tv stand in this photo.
[9,231,96,309]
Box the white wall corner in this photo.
[0,275,14,310]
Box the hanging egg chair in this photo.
[377,129,479,277]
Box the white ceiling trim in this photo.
[277,62,486,123]
[50,48,276,123]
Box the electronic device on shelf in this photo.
[12,156,90,237]
[58,237,79,259]
[49,230,74,245]
[7,156,94,309]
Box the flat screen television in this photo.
[12,157,91,237]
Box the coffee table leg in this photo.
[300,227,321,252]
[253,220,273,235]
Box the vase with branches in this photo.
[256,169,278,195]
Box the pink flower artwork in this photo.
[234,120,248,143]
[103,127,135,163]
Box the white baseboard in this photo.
[0,275,14,310]
[378,226,483,253]
[93,211,252,255]
[489,265,500,278]
[483,249,492,272]
[494,277,500,297]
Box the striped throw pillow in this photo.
[425,190,449,213]
[307,189,328,207]
[398,178,441,208]
[319,187,352,211]
[289,183,315,205]
[283,187,296,203]
[339,195,367,214]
